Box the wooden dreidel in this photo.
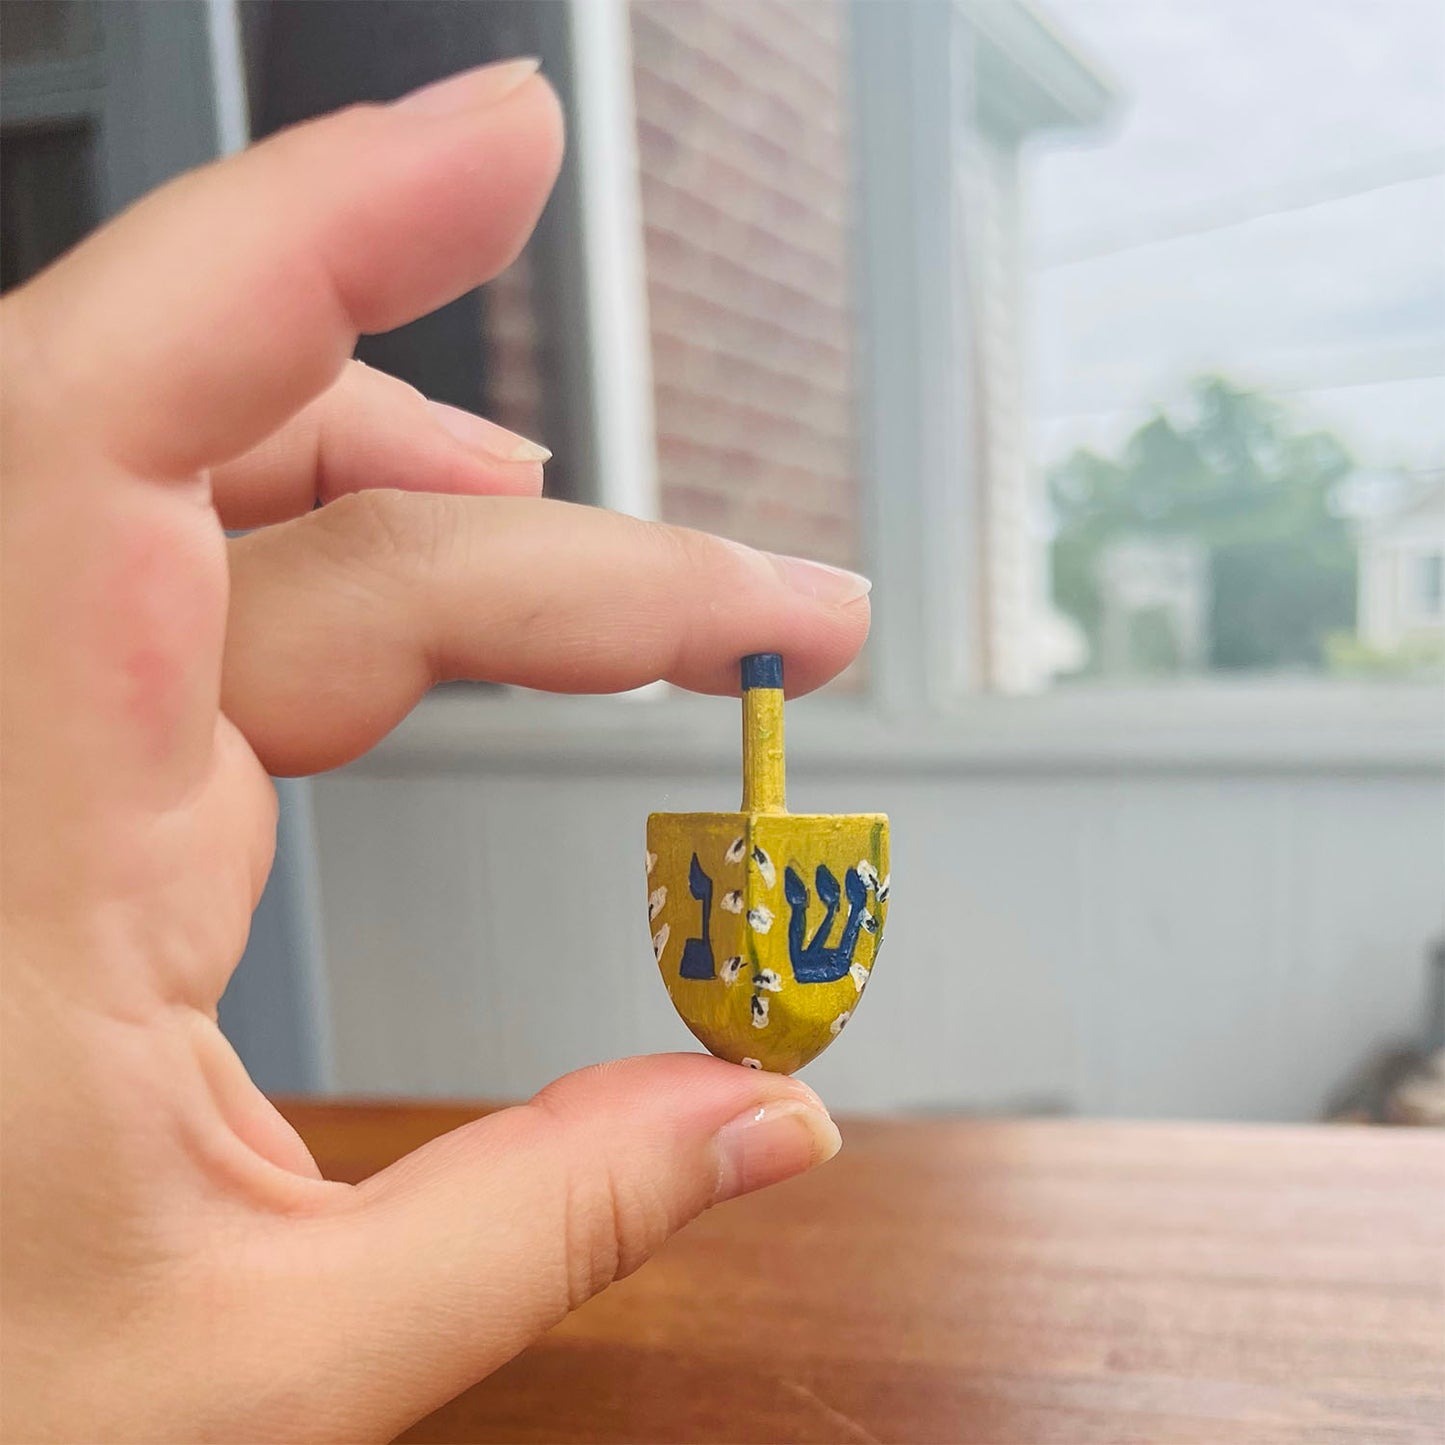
[647,653,889,1074]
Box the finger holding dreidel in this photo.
[647,653,889,1073]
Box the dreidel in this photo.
[647,653,889,1074]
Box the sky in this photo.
[1024,0,1445,475]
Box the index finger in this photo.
[223,496,872,776]
[5,59,562,480]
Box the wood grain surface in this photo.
[277,1100,1445,1445]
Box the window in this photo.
[242,2,535,451]
[1411,551,1444,622]
[0,0,99,64]
[1,0,233,274]
[0,2,104,295]
[1018,0,1445,690]
[375,0,1440,746]
[0,122,100,292]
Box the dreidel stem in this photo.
[740,653,786,814]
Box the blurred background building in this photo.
[3,0,1441,1122]
[1358,474,1445,659]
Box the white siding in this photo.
[312,747,1443,1121]
[1358,485,1445,650]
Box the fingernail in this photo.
[713,1096,842,1204]
[766,552,872,606]
[394,57,541,118]
[429,401,551,462]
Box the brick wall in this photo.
[481,247,544,446]
[484,0,863,577]
[631,0,861,570]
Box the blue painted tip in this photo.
[741,653,784,691]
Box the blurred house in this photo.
[1357,474,1445,654]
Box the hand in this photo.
[0,60,869,1442]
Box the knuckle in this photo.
[344,356,427,413]
[282,99,388,164]
[0,296,70,455]
[528,1094,672,1313]
[641,517,708,575]
[314,488,440,574]
[562,1161,625,1311]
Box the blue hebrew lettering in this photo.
[678,853,717,980]
[833,867,871,963]
[785,863,875,984]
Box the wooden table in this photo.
[279,1101,1445,1445]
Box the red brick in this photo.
[484,1,865,626]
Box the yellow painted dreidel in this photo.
[647,653,889,1074]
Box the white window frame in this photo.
[563,0,658,523]
[851,0,980,716]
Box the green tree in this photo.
[1049,377,1357,675]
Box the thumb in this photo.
[293,1055,840,1440]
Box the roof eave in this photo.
[961,0,1116,141]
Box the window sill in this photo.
[336,681,1443,778]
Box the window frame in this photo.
[562,0,659,522]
